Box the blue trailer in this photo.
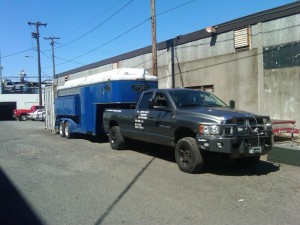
[55,68,158,138]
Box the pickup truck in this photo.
[103,88,273,173]
[13,105,44,121]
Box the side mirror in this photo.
[229,100,235,109]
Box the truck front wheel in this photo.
[109,126,125,150]
[175,137,204,173]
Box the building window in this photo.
[234,27,250,51]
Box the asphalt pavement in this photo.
[0,121,300,225]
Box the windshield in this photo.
[170,89,227,108]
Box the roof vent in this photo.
[234,27,250,50]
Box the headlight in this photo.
[263,118,272,130]
[198,124,220,135]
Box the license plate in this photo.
[249,146,262,154]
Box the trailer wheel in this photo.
[59,122,65,137]
[64,122,72,139]
[109,126,125,150]
[175,137,204,173]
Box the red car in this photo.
[13,105,44,121]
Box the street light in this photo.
[205,26,217,34]
[25,55,42,98]
[25,55,37,80]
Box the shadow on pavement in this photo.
[126,141,280,176]
[67,134,280,176]
[70,133,109,143]
[0,168,43,225]
[202,157,280,176]
[126,140,176,163]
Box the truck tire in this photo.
[59,122,65,137]
[20,114,27,121]
[64,122,72,139]
[109,126,125,150]
[175,137,204,173]
[234,156,260,167]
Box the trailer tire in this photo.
[109,126,125,150]
[175,137,204,173]
[64,122,72,139]
[59,122,65,137]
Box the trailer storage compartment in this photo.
[55,95,80,116]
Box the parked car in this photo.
[27,109,44,121]
[13,105,44,121]
[36,110,46,122]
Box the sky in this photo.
[0,0,297,82]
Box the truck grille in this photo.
[223,117,266,136]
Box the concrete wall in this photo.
[170,50,259,113]
[264,67,300,121]
[261,14,300,126]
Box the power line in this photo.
[0,0,196,60]
[156,0,196,17]
[56,0,196,66]
[71,18,150,61]
[54,56,86,66]
[55,0,135,50]
[2,48,34,59]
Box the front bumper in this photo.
[196,133,273,158]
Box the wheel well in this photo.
[109,120,118,128]
[174,127,196,143]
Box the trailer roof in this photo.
[57,68,157,90]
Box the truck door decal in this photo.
[135,110,149,129]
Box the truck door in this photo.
[132,92,153,141]
[143,92,174,145]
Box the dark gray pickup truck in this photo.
[103,88,273,173]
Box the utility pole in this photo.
[28,21,47,106]
[44,37,59,129]
[0,50,3,94]
[150,0,157,77]
[44,36,60,97]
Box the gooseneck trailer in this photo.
[55,68,158,138]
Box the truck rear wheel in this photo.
[109,126,125,150]
[64,122,72,139]
[59,122,65,137]
[175,137,204,173]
